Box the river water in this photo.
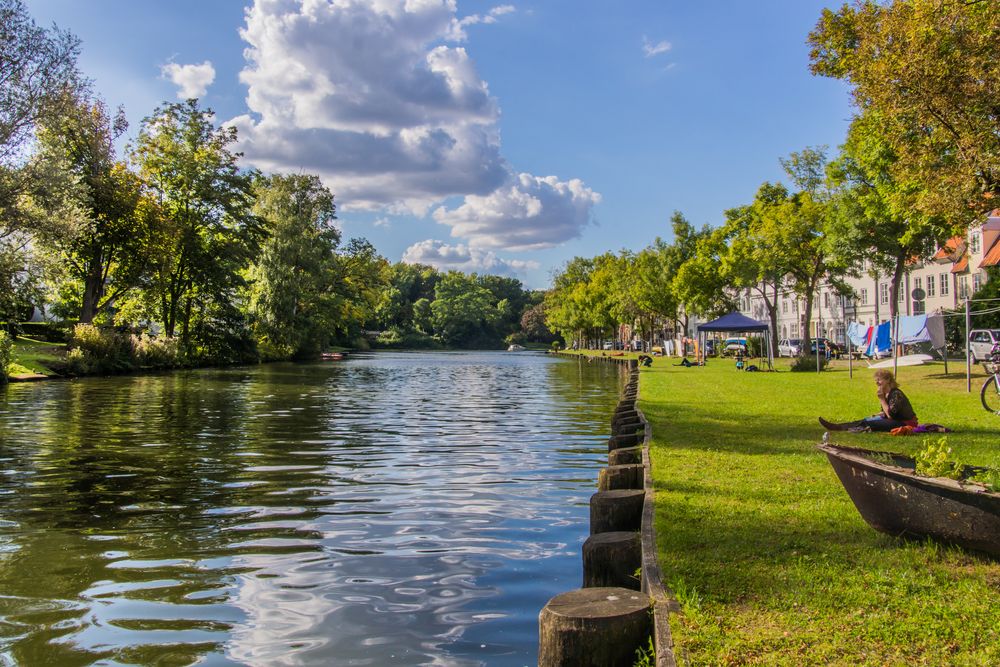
[0,351,622,666]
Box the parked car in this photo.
[968,329,1000,362]
[778,338,802,357]
[722,337,748,356]
[806,338,846,358]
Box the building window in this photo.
[782,299,787,314]
[860,288,868,305]
[971,233,981,254]
[940,273,949,296]
[959,277,969,300]
[914,277,922,293]
[927,277,936,297]
[914,299,925,314]
[880,283,889,305]
[823,292,829,308]
[974,272,983,294]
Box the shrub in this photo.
[132,333,181,369]
[375,328,440,349]
[0,331,11,382]
[790,354,827,372]
[69,324,136,374]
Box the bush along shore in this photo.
[539,356,675,667]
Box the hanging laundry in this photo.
[897,314,930,344]
[925,314,947,351]
[875,321,892,354]
[847,321,868,347]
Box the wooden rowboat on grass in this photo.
[818,443,1000,557]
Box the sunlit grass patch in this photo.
[9,336,65,376]
[640,361,1000,666]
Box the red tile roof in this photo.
[981,240,1000,268]
[932,236,964,261]
[951,254,969,273]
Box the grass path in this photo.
[638,360,1000,666]
[7,337,64,377]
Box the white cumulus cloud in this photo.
[229,0,508,213]
[432,173,601,251]
[402,240,538,276]
[161,61,216,99]
[228,0,598,251]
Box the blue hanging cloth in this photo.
[875,321,892,354]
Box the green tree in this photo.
[35,91,154,324]
[520,302,556,343]
[809,0,1000,224]
[132,100,261,354]
[0,0,81,325]
[248,173,339,358]
[772,147,847,352]
[673,227,738,320]
[660,211,712,337]
[430,272,498,347]
[826,111,952,324]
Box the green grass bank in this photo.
[635,359,1000,665]
[7,336,65,377]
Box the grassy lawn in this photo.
[638,359,1000,666]
[7,336,65,377]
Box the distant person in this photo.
[819,369,918,432]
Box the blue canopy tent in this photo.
[696,312,773,369]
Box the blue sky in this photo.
[26,0,853,288]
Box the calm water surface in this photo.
[0,351,622,666]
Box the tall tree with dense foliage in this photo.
[717,183,792,354]
[809,0,1000,224]
[132,100,261,354]
[430,271,500,347]
[34,91,155,323]
[826,111,952,323]
[0,0,81,325]
[769,147,848,350]
[672,227,738,320]
[248,173,340,358]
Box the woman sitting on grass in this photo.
[819,369,918,432]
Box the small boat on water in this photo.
[819,443,1000,557]
[320,351,346,361]
[507,344,526,351]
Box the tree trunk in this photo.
[889,254,906,323]
[79,250,105,324]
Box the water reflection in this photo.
[0,352,621,665]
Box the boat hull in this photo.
[819,444,1000,557]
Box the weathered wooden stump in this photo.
[608,446,641,466]
[582,532,641,590]
[590,489,644,534]
[612,418,641,433]
[598,464,643,491]
[538,587,652,666]
[608,433,641,450]
[611,410,638,425]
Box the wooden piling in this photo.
[538,587,652,666]
[598,464,644,491]
[590,489,644,534]
[582,532,641,590]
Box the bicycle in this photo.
[980,342,1000,413]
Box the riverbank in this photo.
[638,360,1000,665]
